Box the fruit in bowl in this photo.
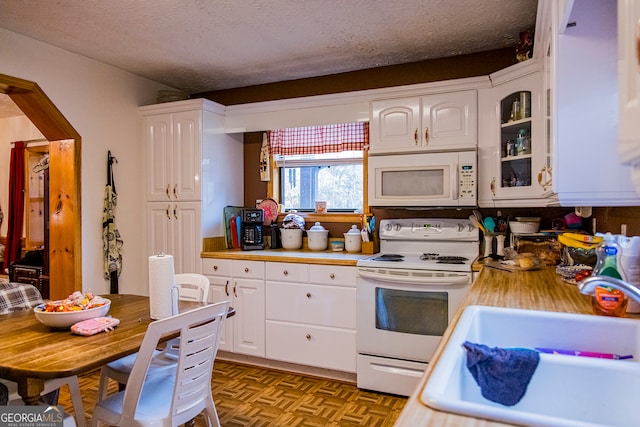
[34,292,111,328]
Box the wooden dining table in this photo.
[0,294,217,405]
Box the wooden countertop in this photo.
[201,249,369,266]
[394,266,640,426]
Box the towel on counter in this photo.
[462,341,540,406]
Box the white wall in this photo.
[0,27,175,296]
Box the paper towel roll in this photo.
[148,254,178,320]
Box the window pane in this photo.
[281,164,363,211]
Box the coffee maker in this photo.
[241,208,265,250]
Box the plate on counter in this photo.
[555,264,593,285]
[257,198,279,226]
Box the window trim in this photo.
[268,152,370,224]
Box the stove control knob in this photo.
[384,223,392,232]
[456,223,465,232]
[394,223,402,232]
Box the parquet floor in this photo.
[59,360,407,426]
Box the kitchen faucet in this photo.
[578,275,640,304]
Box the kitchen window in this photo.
[267,122,368,214]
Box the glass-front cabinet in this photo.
[478,63,553,207]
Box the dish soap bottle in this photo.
[591,233,628,317]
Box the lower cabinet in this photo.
[204,258,357,373]
[204,258,265,357]
[265,262,357,373]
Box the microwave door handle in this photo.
[451,163,459,200]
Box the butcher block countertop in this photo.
[394,265,640,426]
[201,248,368,266]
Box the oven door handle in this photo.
[357,269,471,285]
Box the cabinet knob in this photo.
[306,292,311,299]
[425,127,429,145]
[414,128,419,145]
[213,265,218,271]
[305,334,311,341]
[244,267,249,273]
[283,270,288,276]
[329,273,335,279]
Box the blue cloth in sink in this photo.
[462,341,540,406]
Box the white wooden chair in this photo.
[90,301,229,427]
[97,273,211,398]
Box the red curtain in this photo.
[4,141,25,272]
[267,122,369,155]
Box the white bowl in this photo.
[34,299,111,328]
[509,221,540,234]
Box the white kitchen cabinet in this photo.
[204,258,265,357]
[478,65,553,207]
[144,111,201,202]
[141,99,244,274]
[552,0,640,205]
[147,202,201,274]
[202,258,233,352]
[369,90,477,154]
[618,0,640,166]
[265,262,356,373]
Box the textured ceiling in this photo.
[0,0,537,117]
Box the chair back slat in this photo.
[119,300,229,426]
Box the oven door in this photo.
[356,268,471,362]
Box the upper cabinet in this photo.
[553,0,640,206]
[369,90,477,154]
[144,110,202,202]
[618,0,640,179]
[478,64,553,207]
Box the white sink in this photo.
[421,305,640,427]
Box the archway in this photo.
[1,73,81,298]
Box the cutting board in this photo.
[223,206,243,249]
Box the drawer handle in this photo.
[306,292,311,299]
[305,334,311,341]
[244,267,249,273]
[283,270,288,276]
[329,273,335,279]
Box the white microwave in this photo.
[368,150,477,207]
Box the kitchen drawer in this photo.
[266,320,356,373]
[202,258,233,277]
[308,264,356,288]
[232,260,264,279]
[266,282,356,328]
[266,262,308,283]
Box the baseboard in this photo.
[215,351,357,384]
